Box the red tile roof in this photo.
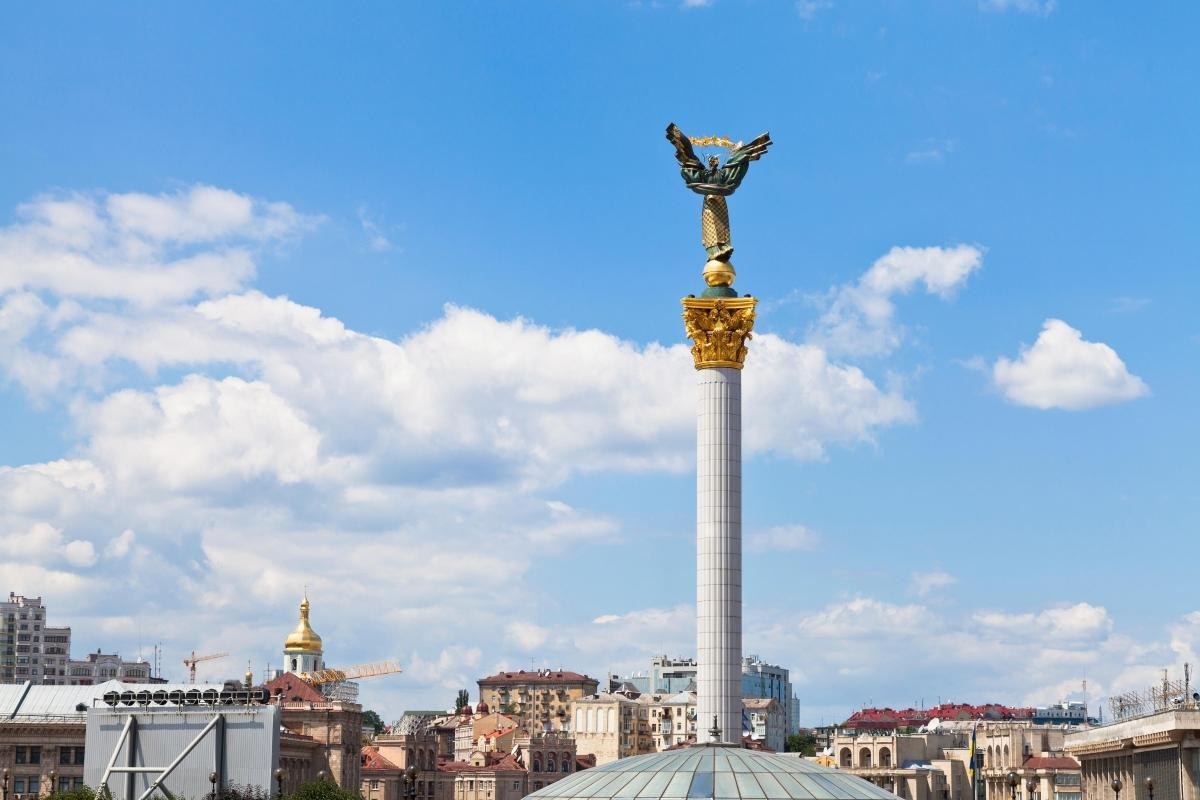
[478,669,598,687]
[842,702,1035,728]
[362,746,401,772]
[437,755,526,773]
[1023,756,1080,770]
[265,672,325,703]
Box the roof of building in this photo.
[842,703,1034,729]
[526,745,898,800]
[265,672,325,703]
[478,669,597,686]
[0,679,200,720]
[362,746,402,772]
[1022,756,1080,770]
[743,699,779,711]
[438,754,526,773]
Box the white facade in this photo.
[695,367,742,745]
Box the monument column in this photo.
[683,293,756,744]
[667,121,770,746]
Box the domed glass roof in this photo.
[527,746,896,800]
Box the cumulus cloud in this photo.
[810,245,983,357]
[992,319,1149,410]
[0,186,316,307]
[0,185,949,717]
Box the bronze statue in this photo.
[666,123,771,295]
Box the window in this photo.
[60,777,72,793]
[28,778,40,796]
[75,746,86,764]
[513,783,520,791]
[16,746,27,763]
[13,779,25,794]
[60,747,72,764]
[29,745,41,764]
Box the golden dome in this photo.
[284,593,323,653]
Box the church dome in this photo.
[476,700,489,714]
[526,744,896,800]
[283,594,323,654]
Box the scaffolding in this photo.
[1108,666,1195,721]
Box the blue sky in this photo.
[1,1,1197,725]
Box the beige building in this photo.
[831,722,1079,800]
[744,698,785,753]
[833,729,970,800]
[571,692,655,765]
[65,650,153,685]
[975,722,1079,800]
[652,690,697,751]
[477,670,598,733]
[1065,708,1200,800]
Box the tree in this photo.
[455,688,470,712]
[785,732,817,756]
[284,780,360,800]
[363,708,385,735]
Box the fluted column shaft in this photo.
[696,366,742,744]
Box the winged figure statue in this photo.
[666,123,772,280]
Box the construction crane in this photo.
[182,650,229,683]
[298,660,403,687]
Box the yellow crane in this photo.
[182,650,229,683]
[298,660,403,686]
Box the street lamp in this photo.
[209,771,218,800]
[1111,778,1122,800]
[48,771,56,797]
[274,769,284,797]
[1006,772,1019,800]
[1144,777,1154,800]
[1026,778,1037,800]
[404,767,419,800]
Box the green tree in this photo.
[362,709,385,735]
[284,779,360,800]
[785,732,817,756]
[455,688,470,712]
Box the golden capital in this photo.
[681,296,757,369]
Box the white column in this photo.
[696,366,742,744]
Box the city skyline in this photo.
[1,2,1197,726]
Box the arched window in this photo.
[607,708,615,732]
[532,758,542,773]
[986,747,992,767]
[1004,745,1010,767]
[291,658,298,671]
[562,757,571,773]
[879,747,891,768]
[840,748,852,768]
[576,709,584,731]
[547,758,557,773]
[859,748,872,768]
[587,708,595,732]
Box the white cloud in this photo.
[104,529,136,558]
[506,622,551,651]
[974,602,1113,642]
[910,570,957,597]
[979,0,1056,15]
[747,525,821,553]
[992,319,1149,410]
[0,186,316,307]
[810,245,983,357]
[64,539,97,567]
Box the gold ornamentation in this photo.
[284,592,323,653]
[689,135,743,149]
[681,296,757,369]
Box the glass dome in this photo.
[527,745,897,800]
